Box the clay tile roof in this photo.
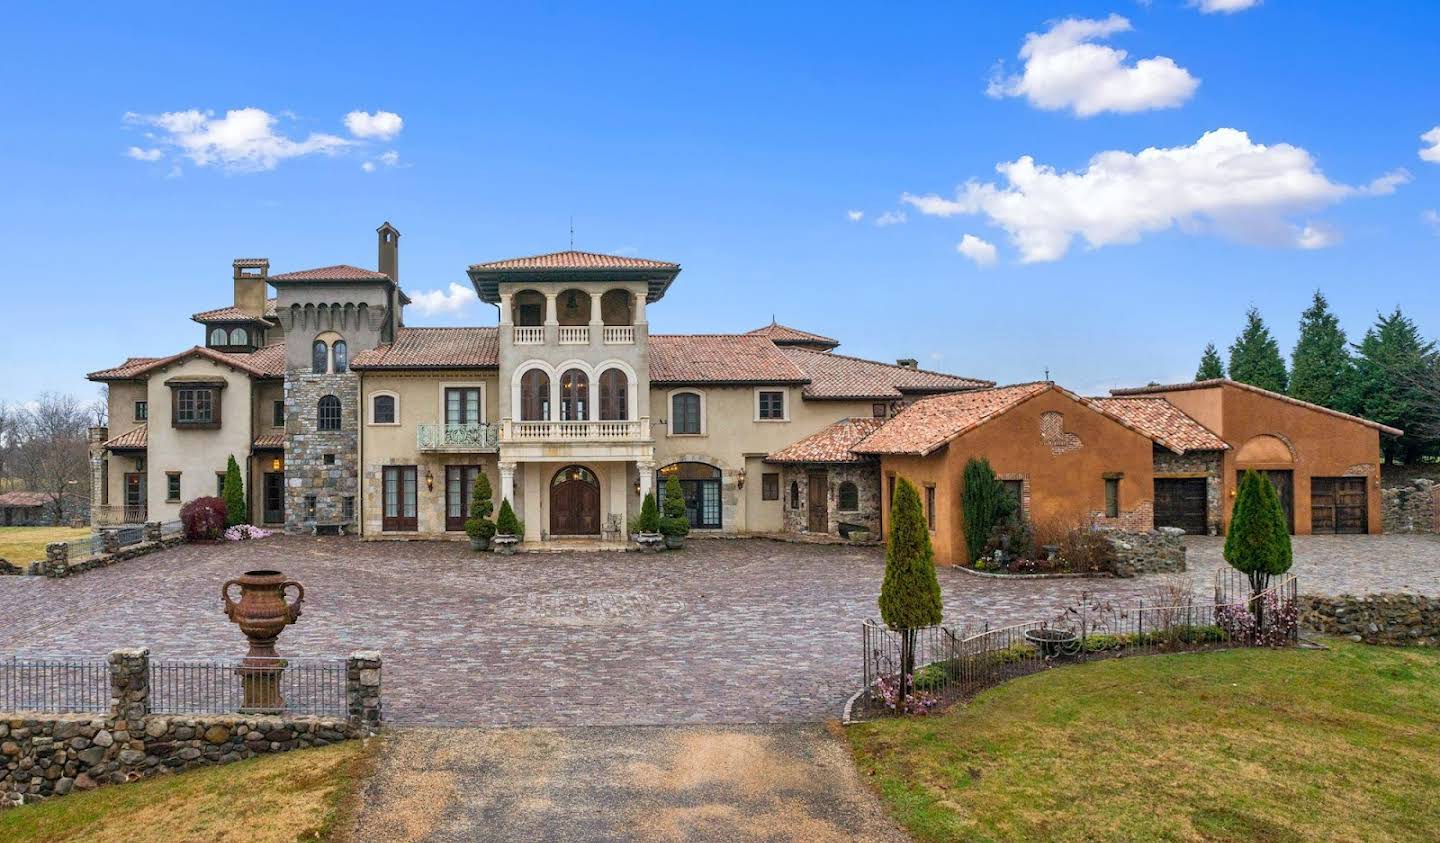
[103,425,148,450]
[648,335,809,384]
[191,298,279,323]
[88,343,285,382]
[468,250,678,271]
[1109,378,1404,436]
[767,418,886,464]
[854,382,1052,456]
[268,264,391,282]
[232,258,269,268]
[349,327,499,370]
[1087,397,1228,454]
[252,433,285,449]
[745,322,840,349]
[0,491,53,508]
[781,347,991,400]
[86,356,162,380]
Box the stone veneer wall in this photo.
[778,462,881,537]
[1300,594,1439,646]
[1102,526,1187,577]
[37,523,184,578]
[284,372,359,533]
[1153,449,1224,535]
[1381,479,1439,534]
[0,649,381,807]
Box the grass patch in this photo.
[0,526,91,565]
[847,640,1440,842]
[0,739,376,843]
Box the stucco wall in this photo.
[143,358,254,520]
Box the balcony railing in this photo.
[557,326,590,345]
[501,418,650,443]
[602,325,635,344]
[416,423,500,452]
[92,504,148,526]
[512,326,545,345]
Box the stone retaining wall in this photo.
[1299,593,1439,646]
[1103,526,1187,578]
[33,522,184,578]
[1381,479,1439,534]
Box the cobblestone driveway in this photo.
[2,534,1436,726]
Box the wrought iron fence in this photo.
[150,657,349,717]
[0,656,110,714]
[111,525,144,549]
[160,519,184,538]
[64,534,103,563]
[857,574,1299,719]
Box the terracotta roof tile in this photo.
[854,382,1052,456]
[649,335,808,384]
[1110,378,1404,436]
[269,264,391,282]
[252,433,285,449]
[191,298,278,323]
[1088,397,1228,454]
[782,347,991,400]
[88,344,285,381]
[745,322,839,348]
[0,491,53,508]
[469,250,678,271]
[103,425,147,450]
[767,418,886,464]
[349,328,499,370]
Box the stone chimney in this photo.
[377,221,400,283]
[233,259,269,317]
[896,358,918,370]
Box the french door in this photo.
[445,388,482,427]
[124,473,146,522]
[445,465,484,532]
[262,473,285,525]
[383,465,418,531]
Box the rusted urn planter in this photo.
[222,570,304,713]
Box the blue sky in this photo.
[2,0,1437,403]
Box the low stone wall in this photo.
[37,522,184,578]
[1,648,382,807]
[1103,527,1187,578]
[1299,593,1440,646]
[1381,479,1439,534]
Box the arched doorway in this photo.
[551,465,600,536]
[658,462,723,529]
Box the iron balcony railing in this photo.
[92,504,148,526]
[501,418,651,443]
[416,423,500,452]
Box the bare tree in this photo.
[13,393,92,523]
[93,385,109,427]
[0,401,15,488]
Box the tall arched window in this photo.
[209,327,227,346]
[598,369,628,421]
[560,368,589,421]
[332,340,348,373]
[317,395,342,431]
[229,327,249,346]
[312,340,329,374]
[520,369,550,421]
[789,481,800,510]
[838,481,859,512]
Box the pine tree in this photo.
[1228,308,1289,393]
[1223,471,1293,622]
[961,457,1012,564]
[1354,308,1438,463]
[495,498,521,537]
[1195,343,1226,381]
[880,477,943,712]
[637,492,661,533]
[1289,291,1355,412]
[221,455,246,527]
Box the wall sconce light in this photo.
[271,458,282,471]
[425,470,435,492]
[633,477,642,496]
[737,469,746,490]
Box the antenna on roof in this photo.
[569,216,574,248]
[1044,367,1051,382]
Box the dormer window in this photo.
[229,327,249,346]
[209,327,227,346]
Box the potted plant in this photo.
[632,492,664,552]
[658,475,690,550]
[464,472,496,551]
[493,498,523,555]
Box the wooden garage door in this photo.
[1312,477,1367,534]
[1154,478,1208,535]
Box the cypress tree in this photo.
[659,474,690,538]
[1196,343,1225,381]
[221,455,246,527]
[1223,471,1293,619]
[1354,308,1438,463]
[495,498,521,536]
[1290,291,1355,412]
[637,492,661,533]
[1228,307,1289,393]
[880,477,943,711]
[961,457,1012,564]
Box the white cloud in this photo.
[875,210,907,227]
[124,108,351,172]
[1424,209,1440,234]
[986,15,1199,117]
[360,151,404,174]
[1296,223,1340,250]
[1421,126,1440,163]
[846,209,864,222]
[1190,0,1261,13]
[361,161,376,173]
[956,234,999,266]
[902,128,1396,263]
[126,146,163,162]
[407,282,475,316]
[344,110,404,140]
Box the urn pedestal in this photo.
[222,570,304,713]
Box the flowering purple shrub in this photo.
[179,497,227,541]
[224,525,272,541]
[1217,590,1298,647]
[875,672,941,714]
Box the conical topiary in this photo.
[659,474,690,538]
[222,455,246,527]
[880,477,943,712]
[638,492,661,534]
[1224,470,1293,612]
[465,472,496,542]
[495,498,521,537]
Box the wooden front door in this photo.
[807,471,829,533]
[124,473,145,522]
[1154,478,1208,535]
[262,473,285,525]
[1311,477,1368,534]
[1239,470,1294,534]
[550,466,600,536]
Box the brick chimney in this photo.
[377,221,400,283]
[233,258,269,317]
[896,358,918,370]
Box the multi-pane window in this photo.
[658,462,722,529]
[559,369,588,421]
[872,403,888,419]
[209,327,227,346]
[166,472,181,502]
[272,400,285,428]
[332,340,348,374]
[789,481,800,510]
[838,481,859,511]
[761,472,780,501]
[317,395,342,431]
[598,369,627,421]
[520,370,550,421]
[445,388,481,426]
[312,340,329,374]
[382,466,418,531]
[925,485,936,531]
[174,388,216,426]
[445,465,483,531]
[671,392,701,434]
[1105,477,1120,519]
[229,327,249,346]
[134,401,148,422]
[342,496,355,520]
[757,390,785,420]
[372,394,396,424]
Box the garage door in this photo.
[1311,477,1367,534]
[1154,478,1208,534]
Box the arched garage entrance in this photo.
[551,465,600,536]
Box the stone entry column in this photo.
[637,460,655,502]
[498,462,516,510]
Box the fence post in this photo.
[108,648,151,731]
[347,651,382,731]
[43,542,68,577]
[101,529,120,555]
[143,521,162,543]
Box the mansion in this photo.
[88,223,1398,559]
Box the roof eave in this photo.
[467,266,679,305]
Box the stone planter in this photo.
[847,529,871,543]
[468,535,490,552]
[634,532,665,552]
[1024,627,1080,659]
[663,534,686,550]
[492,534,519,555]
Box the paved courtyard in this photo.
[2,534,1437,726]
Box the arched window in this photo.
[598,369,628,421]
[556,289,591,326]
[671,392,701,435]
[332,340,348,373]
[209,327,227,346]
[600,289,633,326]
[559,368,589,421]
[790,481,800,510]
[317,395,342,431]
[838,481,859,512]
[229,327,249,346]
[658,462,722,529]
[520,369,550,421]
[372,394,396,424]
[312,340,329,374]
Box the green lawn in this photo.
[847,640,1440,843]
[0,740,374,843]
[0,526,91,565]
